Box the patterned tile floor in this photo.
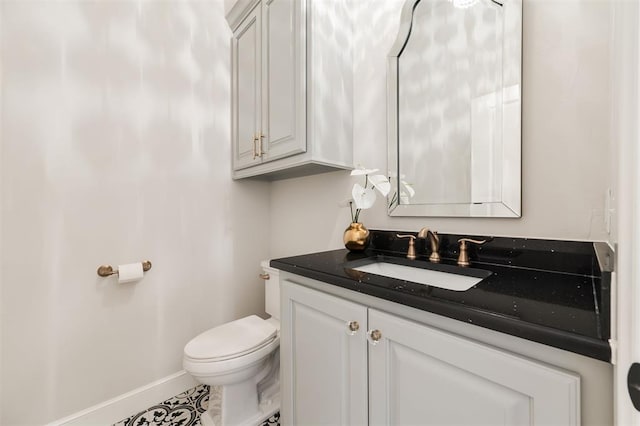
[113,385,280,426]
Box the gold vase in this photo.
[343,222,370,252]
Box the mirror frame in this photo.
[387,0,522,218]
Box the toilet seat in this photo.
[184,315,277,362]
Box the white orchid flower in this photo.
[368,174,390,197]
[347,165,391,223]
[352,183,376,210]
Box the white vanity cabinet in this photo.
[227,0,353,180]
[281,279,581,426]
[280,278,368,425]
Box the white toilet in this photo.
[183,262,280,426]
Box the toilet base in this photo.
[200,393,279,426]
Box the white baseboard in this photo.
[46,371,199,426]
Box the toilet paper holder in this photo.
[97,260,152,277]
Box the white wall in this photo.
[0,1,270,424]
[0,0,616,423]
[270,0,613,258]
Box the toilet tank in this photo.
[261,260,280,320]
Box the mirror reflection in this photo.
[388,0,522,217]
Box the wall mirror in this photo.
[387,0,522,217]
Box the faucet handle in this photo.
[397,234,417,260]
[457,238,487,267]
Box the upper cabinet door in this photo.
[232,5,262,171]
[368,309,581,426]
[280,280,368,426]
[261,0,306,161]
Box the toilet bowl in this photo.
[183,263,280,426]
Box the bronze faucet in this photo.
[417,228,440,263]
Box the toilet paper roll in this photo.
[118,262,144,283]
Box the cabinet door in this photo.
[280,280,368,426]
[261,0,306,161]
[368,309,580,426]
[232,5,262,171]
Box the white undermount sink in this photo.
[351,261,490,291]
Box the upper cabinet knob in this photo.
[348,321,360,335]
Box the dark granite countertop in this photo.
[271,231,613,362]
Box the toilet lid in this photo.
[184,315,277,361]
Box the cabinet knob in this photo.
[368,329,382,344]
[347,321,360,334]
[259,273,270,280]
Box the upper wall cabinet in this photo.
[227,0,354,180]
